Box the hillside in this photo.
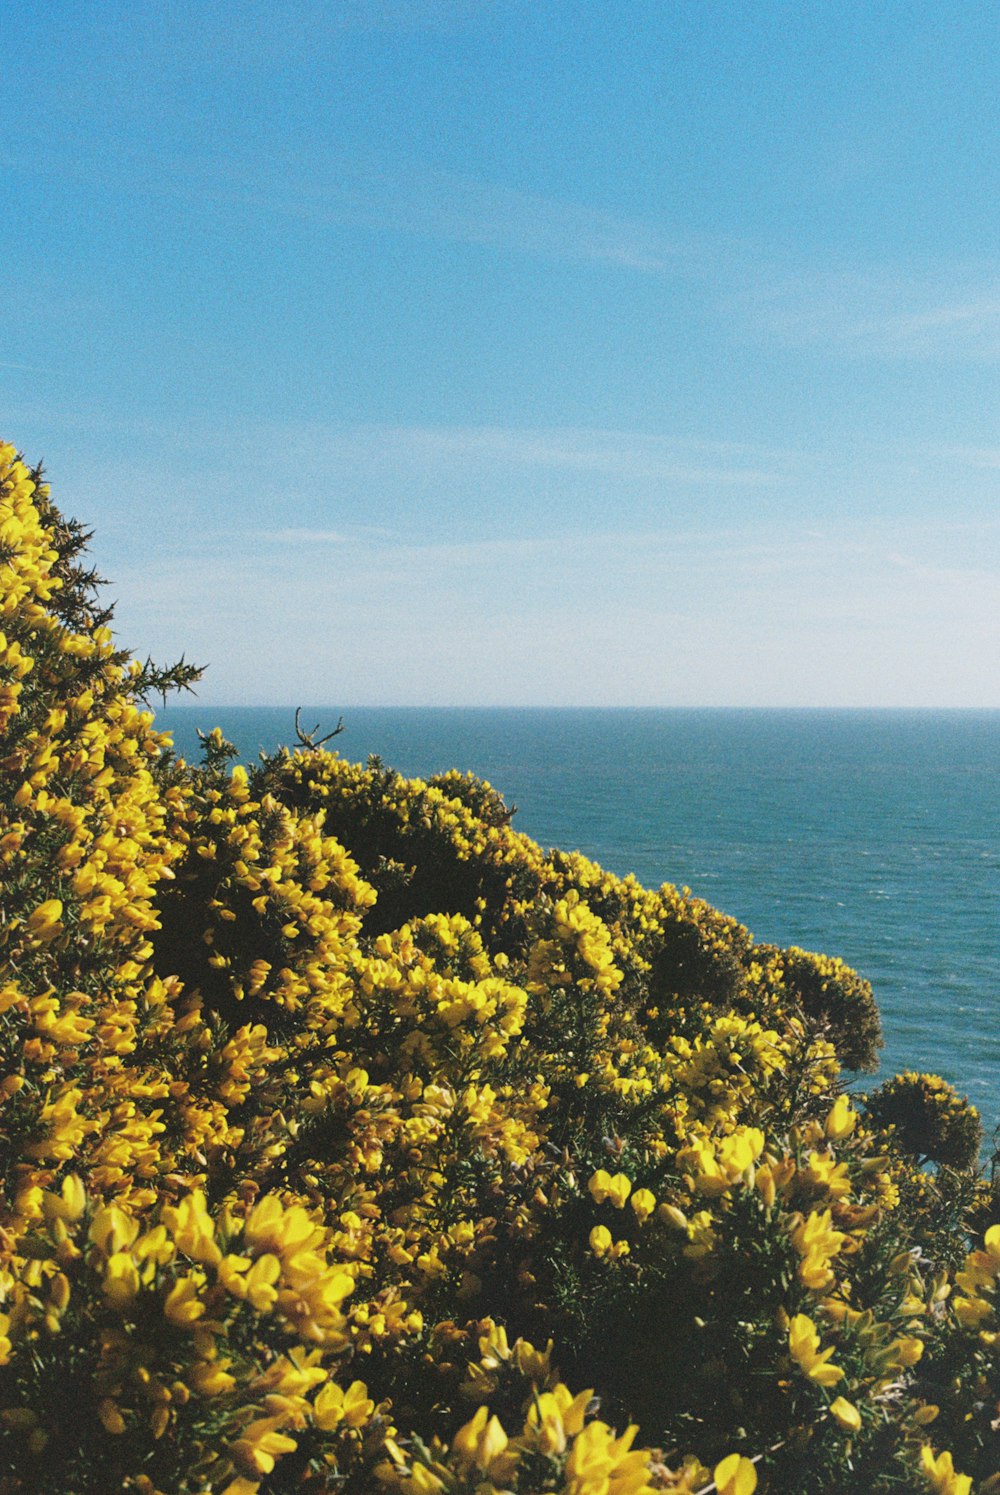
[0,439,995,1494]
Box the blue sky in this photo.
[4,0,1000,705]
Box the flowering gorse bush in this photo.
[1,439,999,1492]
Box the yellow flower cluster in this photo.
[378,1375,657,1495]
[1,439,999,1494]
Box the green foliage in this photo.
[866,1071,983,1169]
[766,944,883,1072]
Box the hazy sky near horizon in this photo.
[4,1,1000,705]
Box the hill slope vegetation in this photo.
[0,441,996,1494]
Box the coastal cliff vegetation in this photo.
[0,440,997,1494]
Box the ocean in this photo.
[155,706,1000,1138]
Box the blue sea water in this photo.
[156,706,1000,1136]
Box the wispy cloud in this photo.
[269,528,352,545]
[264,422,792,488]
[316,0,498,32]
[192,157,698,272]
[925,444,1000,471]
[8,133,1000,362]
[884,548,1000,591]
[0,359,66,376]
[315,168,682,270]
[109,513,1000,706]
[733,266,1000,360]
[373,425,784,482]
[0,138,701,275]
[33,2,499,79]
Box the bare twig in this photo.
[294,707,345,750]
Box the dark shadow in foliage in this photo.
[761,945,882,1073]
[865,1072,982,1170]
[644,910,747,1048]
[544,1192,796,1461]
[151,730,312,1038]
[264,756,543,955]
[649,915,745,1008]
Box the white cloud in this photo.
[105,515,1000,707]
[9,132,1000,365]
[733,265,1000,360]
[0,138,694,276]
[924,445,1000,471]
[365,425,783,483]
[0,359,67,376]
[219,422,794,503]
[268,528,352,545]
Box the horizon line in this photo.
[155,701,1000,712]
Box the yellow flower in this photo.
[190,1357,238,1398]
[677,1128,764,1198]
[825,1093,857,1139]
[682,1210,717,1260]
[231,1416,298,1478]
[714,1453,758,1495]
[163,1273,206,1327]
[252,1348,327,1400]
[527,1384,593,1456]
[41,1174,86,1223]
[406,1467,445,1495]
[788,1313,844,1386]
[717,1128,765,1177]
[799,1149,852,1201]
[89,1205,139,1256]
[25,898,63,942]
[589,1225,613,1257]
[102,1252,140,1307]
[889,1336,924,1368]
[313,1380,374,1430]
[829,1397,862,1433]
[452,1406,512,1476]
[790,1209,849,1291]
[161,1190,222,1267]
[97,1399,126,1435]
[513,1336,553,1383]
[244,1195,325,1257]
[630,1188,656,1223]
[952,1294,992,1329]
[564,1419,649,1494]
[244,1255,282,1311]
[588,1169,632,1208]
[657,1203,689,1232]
[919,1445,972,1495]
